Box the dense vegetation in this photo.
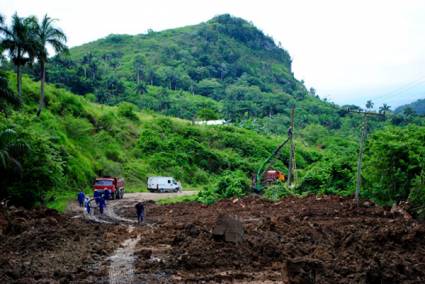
[0,13,424,216]
[0,72,316,207]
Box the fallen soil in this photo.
[0,205,128,283]
[1,194,424,283]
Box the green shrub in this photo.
[263,183,295,201]
[197,170,250,204]
[118,102,139,121]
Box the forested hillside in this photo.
[395,98,425,115]
[28,15,342,133]
[0,72,314,207]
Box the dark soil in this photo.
[122,195,425,283]
[0,206,127,284]
[1,195,424,283]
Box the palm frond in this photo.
[0,150,10,168]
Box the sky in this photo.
[1,0,425,108]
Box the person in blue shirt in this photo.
[77,191,85,207]
[104,190,110,200]
[98,196,106,215]
[93,190,101,205]
[85,197,91,214]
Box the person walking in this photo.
[98,196,106,215]
[94,190,101,205]
[85,197,91,215]
[77,191,85,207]
[135,202,145,224]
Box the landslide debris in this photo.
[0,205,127,283]
[129,195,425,283]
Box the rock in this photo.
[212,214,244,243]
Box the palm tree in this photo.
[135,82,147,94]
[366,100,374,110]
[0,13,35,97]
[378,103,391,117]
[27,15,67,116]
[0,128,27,174]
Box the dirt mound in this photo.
[130,195,425,283]
[0,206,127,283]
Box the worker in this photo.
[104,189,110,200]
[98,196,106,215]
[93,190,101,205]
[77,191,85,207]
[98,196,106,214]
[84,197,91,215]
[135,202,145,224]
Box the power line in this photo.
[372,72,425,102]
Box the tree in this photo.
[378,103,391,117]
[0,13,35,97]
[135,82,147,94]
[403,107,416,117]
[27,14,68,116]
[366,100,374,110]
[133,55,145,84]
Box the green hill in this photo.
[43,14,349,134]
[395,98,425,115]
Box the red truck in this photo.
[93,177,125,199]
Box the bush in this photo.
[118,102,139,121]
[363,125,425,204]
[263,183,300,201]
[197,170,250,204]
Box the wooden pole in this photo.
[347,108,382,206]
[355,114,368,206]
[287,106,295,186]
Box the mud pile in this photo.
[1,195,424,283]
[128,196,425,283]
[0,206,127,283]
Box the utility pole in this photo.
[287,106,296,187]
[348,109,382,206]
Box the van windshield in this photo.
[95,180,113,186]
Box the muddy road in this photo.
[1,194,425,283]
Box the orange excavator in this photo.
[252,132,290,192]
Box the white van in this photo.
[147,176,182,192]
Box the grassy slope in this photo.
[2,73,324,210]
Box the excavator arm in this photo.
[254,136,290,192]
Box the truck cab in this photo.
[93,177,125,199]
[147,176,181,193]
